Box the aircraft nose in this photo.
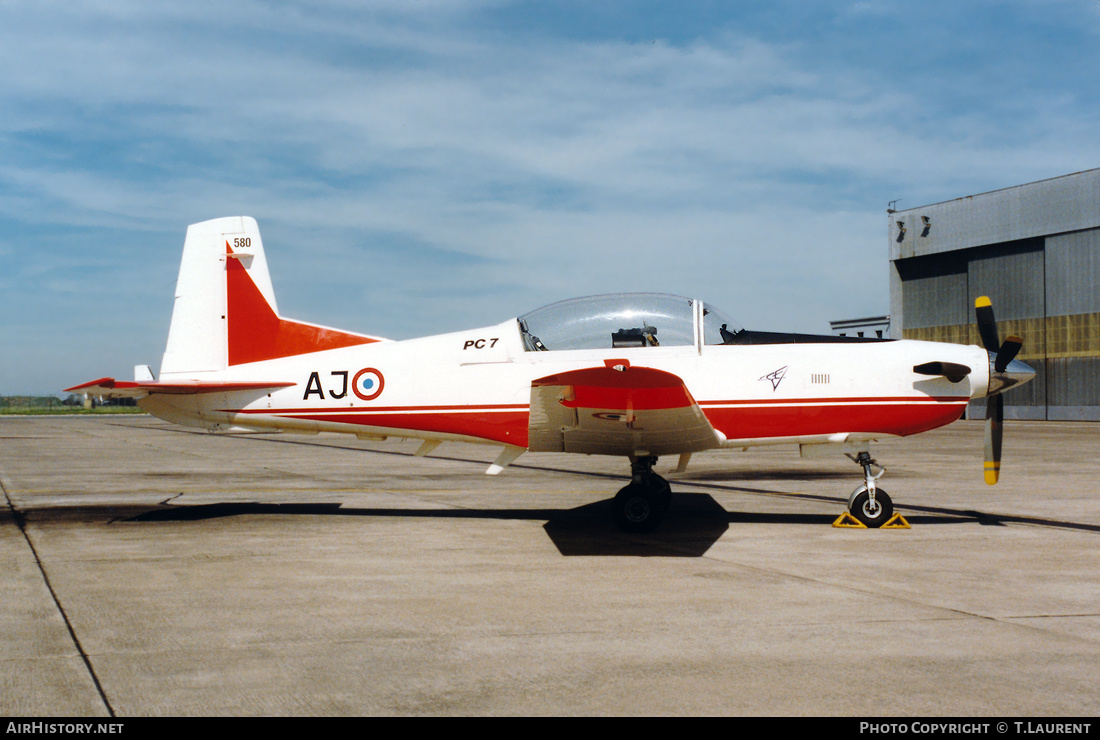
[988,354,1036,395]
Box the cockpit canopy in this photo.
[518,293,742,352]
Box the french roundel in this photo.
[352,368,384,401]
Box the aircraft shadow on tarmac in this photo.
[117,490,1100,557]
[124,494,730,557]
[9,492,1096,561]
[676,469,857,483]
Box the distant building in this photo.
[889,168,1100,420]
[829,315,890,340]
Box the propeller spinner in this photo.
[974,296,1036,484]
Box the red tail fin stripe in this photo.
[225,242,379,365]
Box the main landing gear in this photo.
[612,455,672,533]
[843,451,896,528]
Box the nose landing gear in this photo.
[837,452,908,529]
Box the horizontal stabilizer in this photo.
[65,377,294,398]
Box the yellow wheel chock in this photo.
[832,512,910,529]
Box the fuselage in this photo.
[142,313,991,455]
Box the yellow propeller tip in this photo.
[976,296,992,308]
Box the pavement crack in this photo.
[0,472,116,717]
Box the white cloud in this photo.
[3,1,1100,392]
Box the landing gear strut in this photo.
[846,451,893,528]
[612,455,673,533]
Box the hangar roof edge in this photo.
[888,168,1100,260]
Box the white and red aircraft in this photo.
[69,216,1036,532]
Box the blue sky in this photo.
[3,0,1099,394]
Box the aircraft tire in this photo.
[612,481,667,533]
[650,474,673,513]
[849,488,893,528]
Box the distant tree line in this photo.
[1,395,138,409]
[1,395,67,409]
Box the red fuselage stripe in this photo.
[227,397,967,448]
[702,401,966,438]
[698,396,962,406]
[233,404,528,414]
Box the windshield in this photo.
[519,294,697,351]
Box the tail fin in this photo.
[160,216,383,376]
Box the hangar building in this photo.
[889,168,1100,421]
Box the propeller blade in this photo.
[975,296,1000,352]
[995,336,1023,373]
[983,394,1003,485]
[973,297,1031,484]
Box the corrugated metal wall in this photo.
[1045,230,1100,420]
[896,253,969,330]
[1046,231,1100,315]
[889,169,1100,258]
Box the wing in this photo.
[65,377,294,398]
[528,361,722,457]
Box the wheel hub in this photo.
[623,497,651,523]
